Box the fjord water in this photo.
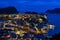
[47,14,60,36]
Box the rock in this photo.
[0,7,18,14]
[45,8,60,14]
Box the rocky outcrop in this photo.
[45,8,60,14]
[0,7,18,14]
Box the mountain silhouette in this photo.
[24,12,38,14]
[0,7,18,14]
[45,8,60,14]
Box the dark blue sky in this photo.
[0,0,60,12]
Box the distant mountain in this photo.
[45,8,60,14]
[24,12,38,14]
[0,7,18,14]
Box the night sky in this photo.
[0,0,60,12]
